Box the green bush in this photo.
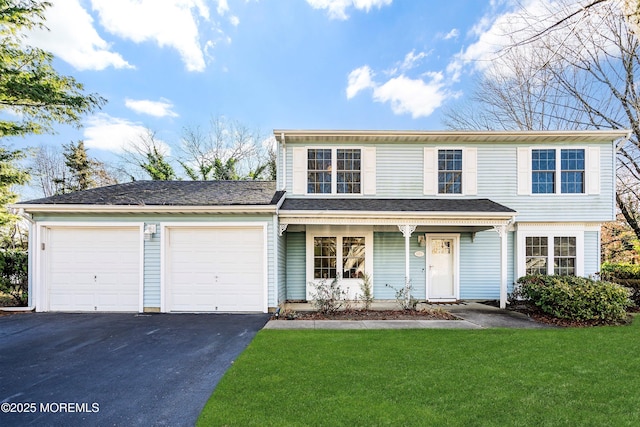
[0,250,28,306]
[600,262,640,306]
[515,275,632,323]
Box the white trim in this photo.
[281,215,515,226]
[425,234,460,302]
[16,204,277,214]
[516,227,585,278]
[305,225,373,301]
[523,146,593,196]
[424,147,477,196]
[296,146,367,196]
[35,222,144,313]
[160,221,269,313]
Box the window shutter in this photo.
[292,147,306,195]
[517,147,531,195]
[463,147,477,195]
[423,147,437,195]
[586,146,600,195]
[362,147,376,195]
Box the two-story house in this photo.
[15,130,629,312]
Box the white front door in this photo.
[427,235,458,301]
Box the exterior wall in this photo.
[277,230,287,305]
[284,141,615,222]
[584,230,601,277]
[459,231,501,299]
[31,213,278,310]
[285,232,306,300]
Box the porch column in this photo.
[494,224,508,309]
[397,225,417,285]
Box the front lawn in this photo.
[198,320,640,426]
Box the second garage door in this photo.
[165,226,266,312]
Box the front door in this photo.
[427,235,458,301]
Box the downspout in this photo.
[2,209,36,312]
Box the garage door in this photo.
[165,226,265,312]
[46,227,141,312]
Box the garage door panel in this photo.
[47,227,141,312]
[167,227,265,312]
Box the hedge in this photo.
[0,250,28,306]
[600,262,640,306]
[514,275,631,323]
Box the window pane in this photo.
[525,236,548,274]
[438,150,462,194]
[554,237,576,275]
[308,149,332,194]
[337,149,361,194]
[314,237,336,279]
[532,149,555,193]
[561,149,584,193]
[342,237,365,279]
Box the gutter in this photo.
[11,203,279,215]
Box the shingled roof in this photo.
[280,198,515,213]
[20,181,284,206]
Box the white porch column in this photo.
[397,225,417,285]
[494,224,508,309]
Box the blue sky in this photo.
[8,0,558,165]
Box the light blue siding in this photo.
[284,141,615,222]
[372,232,426,300]
[277,231,287,304]
[584,230,600,277]
[285,232,306,300]
[143,223,161,307]
[460,231,501,299]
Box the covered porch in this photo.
[279,198,517,308]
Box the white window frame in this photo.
[518,146,600,196]
[292,146,376,196]
[424,147,477,196]
[305,226,373,300]
[516,226,584,278]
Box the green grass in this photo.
[198,320,640,426]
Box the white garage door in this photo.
[46,227,141,312]
[166,226,265,312]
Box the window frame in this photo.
[306,226,373,300]
[305,146,364,196]
[529,147,586,195]
[438,149,463,194]
[518,228,584,277]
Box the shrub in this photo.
[385,280,417,311]
[309,277,347,315]
[358,273,373,311]
[0,250,28,306]
[515,275,632,323]
[600,262,640,306]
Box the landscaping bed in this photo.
[278,308,458,321]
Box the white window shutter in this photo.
[292,147,306,195]
[587,147,600,195]
[362,147,376,195]
[424,147,437,195]
[463,147,477,195]
[517,147,531,195]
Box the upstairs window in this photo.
[531,148,585,194]
[438,149,463,194]
[307,149,332,194]
[306,148,362,194]
[337,149,361,194]
[561,149,584,194]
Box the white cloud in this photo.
[372,73,448,119]
[84,114,156,153]
[25,0,132,71]
[306,0,392,20]
[230,15,240,26]
[347,63,457,119]
[346,66,375,99]
[91,0,212,72]
[443,28,459,40]
[125,98,179,118]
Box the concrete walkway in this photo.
[264,302,553,330]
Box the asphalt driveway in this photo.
[0,312,269,426]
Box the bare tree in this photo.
[120,129,177,181]
[444,0,640,246]
[179,116,271,180]
[30,145,66,197]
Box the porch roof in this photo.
[279,198,516,226]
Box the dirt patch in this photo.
[275,308,459,321]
